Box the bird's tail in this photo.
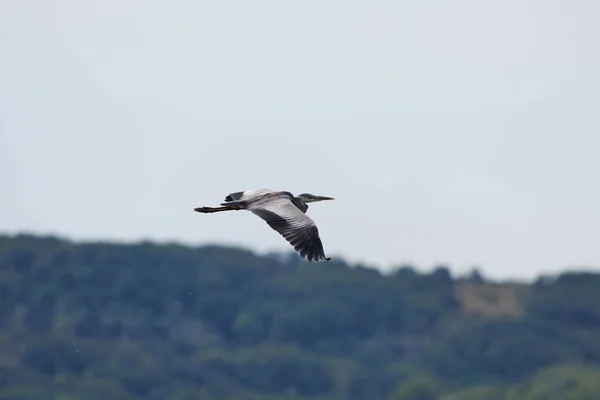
[224,191,245,202]
[220,200,246,208]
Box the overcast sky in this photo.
[1,1,599,280]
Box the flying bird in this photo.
[194,189,334,262]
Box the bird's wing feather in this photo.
[224,189,272,203]
[247,197,329,262]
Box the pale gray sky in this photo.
[1,1,599,280]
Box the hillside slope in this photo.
[1,234,599,400]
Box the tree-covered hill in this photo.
[1,233,599,399]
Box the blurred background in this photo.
[1,1,599,399]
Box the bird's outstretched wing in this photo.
[247,197,330,262]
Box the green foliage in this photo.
[512,363,600,400]
[426,319,594,384]
[388,375,440,400]
[0,234,599,399]
[529,272,600,329]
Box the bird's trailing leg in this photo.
[194,206,241,213]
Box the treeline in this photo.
[1,234,599,399]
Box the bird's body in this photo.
[194,189,334,262]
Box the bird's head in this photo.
[296,193,335,203]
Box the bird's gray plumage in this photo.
[194,189,334,262]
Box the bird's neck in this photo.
[292,197,309,213]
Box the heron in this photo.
[194,189,334,262]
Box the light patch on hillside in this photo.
[455,282,530,318]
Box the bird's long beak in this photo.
[317,196,335,201]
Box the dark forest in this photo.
[1,234,599,399]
